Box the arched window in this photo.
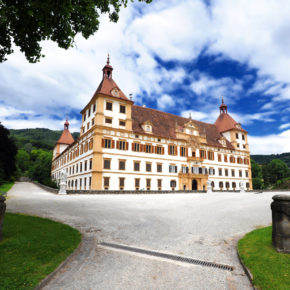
[226,182,230,190]
[232,182,236,189]
[246,182,250,189]
[219,181,223,189]
[170,180,176,189]
[211,181,214,189]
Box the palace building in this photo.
[51,57,252,191]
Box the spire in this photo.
[64,119,69,130]
[219,96,227,114]
[56,119,74,145]
[102,54,113,79]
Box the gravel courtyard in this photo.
[6,182,282,289]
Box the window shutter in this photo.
[162,147,164,155]
[132,143,134,151]
[179,147,182,156]
[125,142,128,150]
[112,140,115,148]
[186,148,188,157]
[168,145,170,154]
[153,146,156,153]
[174,146,177,156]
[102,139,105,147]
[175,166,178,173]
[117,141,120,149]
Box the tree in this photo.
[0,123,17,184]
[16,149,30,175]
[251,159,263,189]
[0,0,152,63]
[263,159,289,187]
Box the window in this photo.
[104,159,111,169]
[103,138,114,148]
[237,157,243,164]
[218,154,222,162]
[89,159,92,170]
[230,156,235,163]
[156,146,163,154]
[157,163,162,173]
[84,177,87,188]
[135,178,140,190]
[181,166,188,173]
[208,151,214,160]
[232,182,236,189]
[244,158,249,165]
[242,135,245,140]
[168,145,176,155]
[158,179,162,190]
[89,177,91,188]
[119,178,125,190]
[170,180,176,189]
[80,163,82,172]
[83,114,86,121]
[88,108,90,117]
[105,117,112,124]
[146,179,151,190]
[117,140,127,150]
[237,144,240,148]
[104,177,110,189]
[106,102,113,111]
[134,161,140,171]
[119,160,126,170]
[169,165,178,173]
[219,181,223,190]
[76,164,78,173]
[87,123,90,130]
[219,168,222,176]
[119,120,126,127]
[92,119,95,126]
[232,169,235,177]
[192,151,196,157]
[132,143,140,152]
[146,144,152,153]
[236,133,239,139]
[226,182,230,189]
[239,170,242,177]
[146,125,151,132]
[225,169,228,176]
[93,104,96,112]
[84,160,87,171]
[80,178,82,189]
[180,147,187,157]
[246,182,250,189]
[120,105,126,114]
[246,170,248,177]
[209,168,215,175]
[243,144,246,149]
[224,155,228,162]
[146,163,152,172]
[200,150,206,159]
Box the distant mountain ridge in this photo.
[10,128,79,150]
[251,153,290,167]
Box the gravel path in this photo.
[6,182,281,289]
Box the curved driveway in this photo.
[7,182,279,289]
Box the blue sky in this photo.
[0,0,290,154]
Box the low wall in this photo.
[32,182,59,194]
[67,189,207,194]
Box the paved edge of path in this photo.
[35,234,93,290]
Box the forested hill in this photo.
[10,128,80,150]
[251,153,290,167]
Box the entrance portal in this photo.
[192,179,197,190]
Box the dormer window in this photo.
[146,125,151,132]
[141,121,153,134]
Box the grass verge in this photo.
[0,213,81,289]
[0,182,14,195]
[238,226,290,290]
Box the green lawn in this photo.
[0,182,14,195]
[238,226,290,290]
[0,213,81,289]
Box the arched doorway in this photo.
[192,179,197,190]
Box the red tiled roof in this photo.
[57,129,74,145]
[132,106,235,149]
[214,113,246,133]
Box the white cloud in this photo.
[279,123,290,130]
[157,94,175,110]
[249,130,290,154]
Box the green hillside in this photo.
[10,128,79,150]
[251,153,290,168]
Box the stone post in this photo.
[207,180,212,193]
[0,196,6,241]
[271,195,290,253]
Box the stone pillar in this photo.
[0,196,6,241]
[207,180,212,193]
[271,195,290,253]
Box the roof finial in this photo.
[222,96,224,104]
[189,112,192,120]
[107,53,110,65]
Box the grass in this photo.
[238,226,290,290]
[0,213,81,289]
[0,182,14,195]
